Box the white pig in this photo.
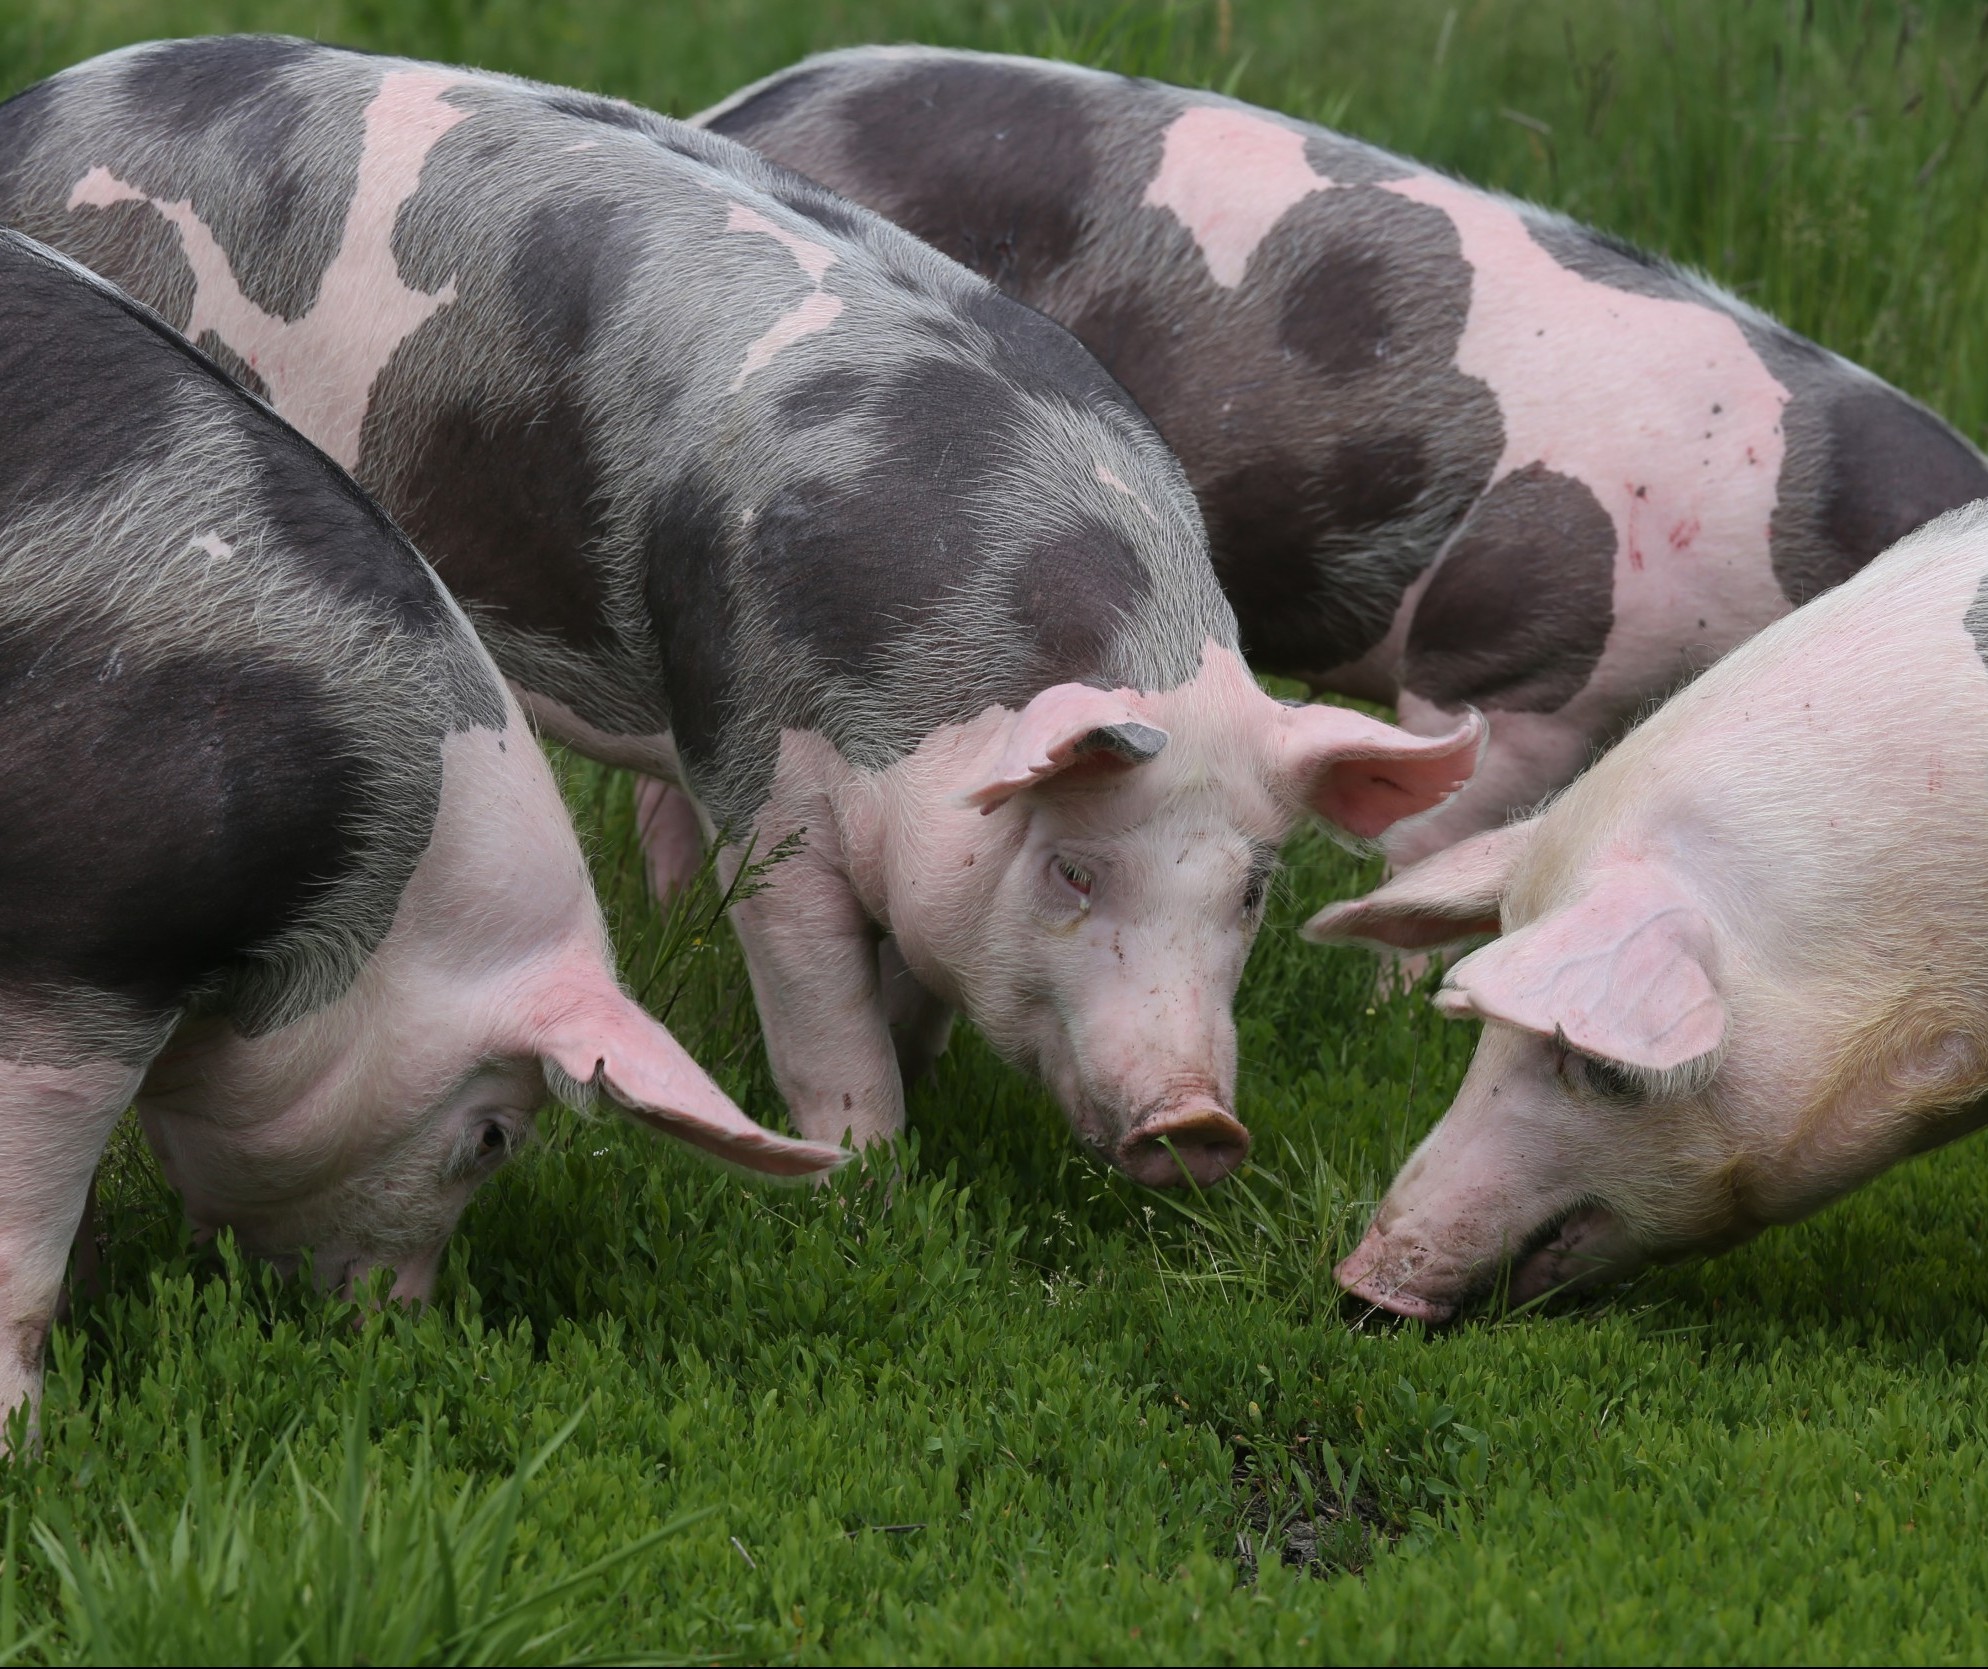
[1309,497,1988,1318]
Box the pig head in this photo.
[810,642,1482,1186]
[138,703,844,1300]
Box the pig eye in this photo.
[1566,1050,1643,1104]
[1054,857,1094,899]
[479,1122,510,1157]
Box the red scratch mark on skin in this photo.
[66,70,467,470]
[1628,546,1644,571]
[1143,106,1336,287]
[1669,518,1701,553]
[725,202,845,388]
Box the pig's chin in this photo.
[1336,1201,1632,1323]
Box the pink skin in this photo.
[134,695,843,1320]
[724,202,847,387]
[68,71,467,470]
[1145,107,1793,865]
[1310,505,1988,1316]
[718,640,1480,1184]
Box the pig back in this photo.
[0,231,504,1068]
[703,47,1988,699]
[0,39,1237,834]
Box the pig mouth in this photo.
[1336,1201,1625,1323]
[1506,1204,1629,1305]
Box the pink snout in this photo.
[1116,1104,1251,1188]
[1334,1231,1458,1325]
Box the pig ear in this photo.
[1302,819,1537,950]
[963,683,1168,813]
[539,993,847,1179]
[1279,703,1484,840]
[1434,863,1726,1072]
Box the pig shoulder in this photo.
[0,232,504,1063]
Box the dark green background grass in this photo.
[6,1,1988,1661]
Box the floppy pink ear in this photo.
[963,682,1169,813]
[1302,819,1536,950]
[1434,863,1726,1071]
[540,991,846,1179]
[1280,704,1483,839]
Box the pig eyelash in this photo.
[1556,1045,1645,1105]
[1053,857,1094,910]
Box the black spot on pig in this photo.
[114,37,362,321]
[703,65,836,145]
[1523,215,1687,304]
[538,88,674,140]
[0,629,368,1024]
[777,366,870,429]
[397,389,618,651]
[1963,571,1988,673]
[118,35,321,136]
[766,179,871,241]
[1062,285,1183,428]
[510,195,647,358]
[1301,127,1416,188]
[1203,435,1432,673]
[0,245,182,513]
[1010,521,1150,675]
[0,76,55,204]
[646,470,740,772]
[833,59,1096,289]
[749,356,1013,676]
[1779,385,1988,606]
[1403,464,1616,712]
[1279,242,1396,378]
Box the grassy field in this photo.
[5,0,1988,1661]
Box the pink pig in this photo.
[1309,499,1988,1318]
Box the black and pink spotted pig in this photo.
[0,230,841,1440]
[700,46,1988,867]
[0,38,1480,1186]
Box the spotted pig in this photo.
[0,230,841,1438]
[1309,499,1988,1318]
[0,38,1482,1186]
[700,46,1988,867]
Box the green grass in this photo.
[5,0,1988,1660]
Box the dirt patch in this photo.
[1231,1448,1397,1581]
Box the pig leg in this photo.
[634,776,707,902]
[878,935,955,1084]
[0,1056,138,1445]
[1381,701,1598,870]
[725,850,905,1149]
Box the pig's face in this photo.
[1312,817,1988,1317]
[878,644,1483,1187]
[965,763,1280,1188]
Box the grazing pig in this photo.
[1308,498,1988,1318]
[701,46,1988,866]
[0,229,841,1433]
[0,38,1481,1185]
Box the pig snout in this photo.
[1115,1100,1251,1188]
[1334,1212,1461,1324]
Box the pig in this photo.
[1307,496,1988,1319]
[0,228,842,1434]
[0,37,1482,1187]
[699,46,1988,867]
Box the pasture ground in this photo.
[4,0,1987,1661]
